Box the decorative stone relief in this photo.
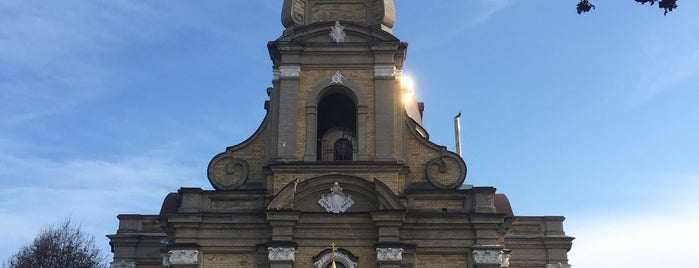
[318,182,354,213]
[472,250,503,265]
[280,65,301,77]
[291,0,306,24]
[110,260,136,268]
[330,71,345,85]
[329,21,346,43]
[166,249,199,265]
[376,248,403,262]
[546,263,572,268]
[425,154,466,189]
[374,65,397,78]
[208,156,249,190]
[268,247,296,262]
[162,253,170,267]
[314,251,357,268]
[502,252,511,267]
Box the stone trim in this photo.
[374,65,397,78]
[273,69,281,81]
[279,65,301,78]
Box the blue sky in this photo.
[1,1,698,267]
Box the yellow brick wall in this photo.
[201,253,255,268]
[405,129,440,185]
[416,253,468,268]
[223,125,268,185]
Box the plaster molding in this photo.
[472,249,503,265]
[376,247,403,262]
[314,251,356,268]
[268,247,296,262]
[502,252,511,267]
[318,182,355,213]
[329,21,346,43]
[166,249,199,265]
[330,71,345,85]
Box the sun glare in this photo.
[400,75,415,103]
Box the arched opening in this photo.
[312,248,358,268]
[317,92,356,161]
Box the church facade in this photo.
[108,1,573,267]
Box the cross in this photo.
[331,241,337,267]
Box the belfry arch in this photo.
[317,93,356,160]
[304,77,368,161]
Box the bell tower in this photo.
[269,0,409,164]
[206,0,467,195]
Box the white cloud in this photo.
[0,1,161,125]
[569,209,699,267]
[0,151,202,263]
[567,175,699,267]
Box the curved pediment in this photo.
[405,117,468,190]
[267,175,405,213]
[277,21,399,43]
[206,113,269,190]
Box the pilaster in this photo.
[276,65,300,161]
[266,211,301,241]
[373,66,400,162]
[371,211,405,242]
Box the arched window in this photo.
[313,249,357,268]
[317,91,357,161]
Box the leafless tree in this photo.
[5,219,107,268]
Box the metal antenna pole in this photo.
[454,111,462,156]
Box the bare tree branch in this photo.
[5,218,107,268]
